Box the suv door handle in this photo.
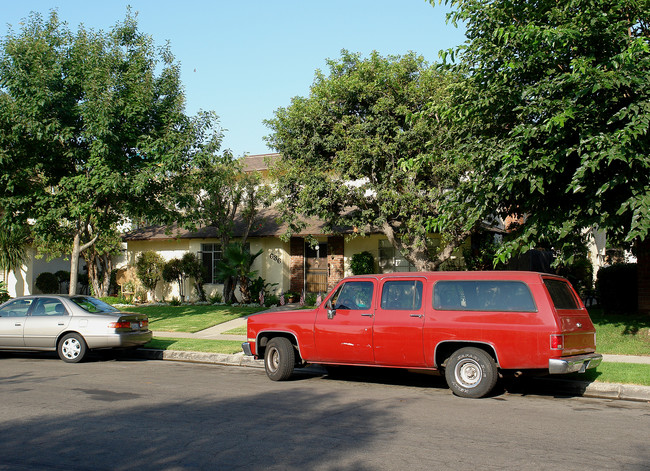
[360,313,373,317]
[410,314,423,318]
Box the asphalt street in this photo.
[1,353,649,470]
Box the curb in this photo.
[134,348,264,368]
[132,349,650,403]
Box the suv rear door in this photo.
[542,277,596,355]
[373,278,427,367]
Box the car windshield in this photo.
[71,296,120,313]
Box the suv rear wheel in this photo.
[445,347,498,398]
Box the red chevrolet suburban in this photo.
[242,271,602,398]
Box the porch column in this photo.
[328,236,344,291]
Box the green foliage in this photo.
[209,292,223,304]
[0,226,28,274]
[135,251,164,298]
[350,251,375,275]
[214,244,262,303]
[35,272,58,294]
[181,252,207,301]
[162,258,185,300]
[250,276,278,305]
[0,281,9,303]
[169,297,182,306]
[596,264,638,314]
[432,0,650,263]
[265,50,474,271]
[0,10,212,294]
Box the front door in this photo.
[23,297,71,348]
[305,242,328,293]
[314,280,375,364]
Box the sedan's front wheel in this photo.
[58,333,87,363]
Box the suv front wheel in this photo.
[264,337,295,381]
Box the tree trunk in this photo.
[381,221,471,272]
[69,229,100,296]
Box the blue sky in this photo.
[1,1,466,157]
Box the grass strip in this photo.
[588,308,650,356]
[126,304,264,333]
[221,326,247,335]
[568,362,650,386]
[145,337,244,354]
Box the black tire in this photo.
[444,347,498,398]
[264,337,295,381]
[57,333,87,363]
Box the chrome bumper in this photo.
[549,353,603,374]
[241,342,252,356]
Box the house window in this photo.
[200,244,223,284]
[199,243,251,284]
[378,239,416,273]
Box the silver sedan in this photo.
[0,295,152,362]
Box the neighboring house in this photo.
[122,206,465,302]
[5,153,618,304]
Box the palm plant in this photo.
[0,227,28,281]
[214,244,262,303]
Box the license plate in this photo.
[131,322,140,330]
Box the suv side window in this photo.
[543,278,579,309]
[332,281,374,310]
[433,281,537,312]
[381,280,423,310]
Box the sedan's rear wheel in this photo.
[58,333,87,363]
[264,337,295,381]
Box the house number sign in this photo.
[269,253,282,264]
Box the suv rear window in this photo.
[543,278,580,310]
[433,281,537,312]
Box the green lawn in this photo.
[588,308,650,356]
[569,362,650,387]
[124,304,264,333]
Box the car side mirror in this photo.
[326,299,336,319]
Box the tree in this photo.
[162,258,186,302]
[0,10,197,294]
[180,252,207,302]
[430,0,650,264]
[135,251,164,301]
[265,50,474,271]
[176,149,268,302]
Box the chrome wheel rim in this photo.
[267,347,279,373]
[455,358,482,389]
[61,338,81,360]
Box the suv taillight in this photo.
[550,334,564,350]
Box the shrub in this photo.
[596,263,637,314]
[209,292,223,304]
[169,297,182,306]
[264,295,279,307]
[35,272,59,294]
[350,251,375,275]
[135,251,165,300]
